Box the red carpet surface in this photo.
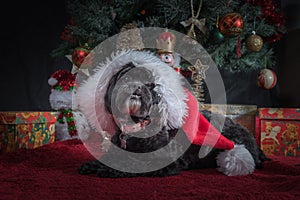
[1,139,300,200]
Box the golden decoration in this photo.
[156,30,176,54]
[181,0,206,44]
[116,22,145,51]
[245,31,263,52]
[65,55,91,77]
[188,59,209,103]
[188,59,209,82]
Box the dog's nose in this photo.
[133,86,142,96]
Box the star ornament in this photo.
[188,59,209,83]
[65,55,91,77]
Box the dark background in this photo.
[1,0,299,111]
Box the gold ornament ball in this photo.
[246,34,263,52]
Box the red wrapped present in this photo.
[256,108,300,157]
[0,112,56,153]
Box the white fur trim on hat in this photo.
[48,78,58,86]
[76,50,188,135]
[216,144,255,176]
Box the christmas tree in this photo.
[52,0,286,73]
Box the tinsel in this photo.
[60,18,77,43]
[57,109,78,137]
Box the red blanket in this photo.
[1,139,300,200]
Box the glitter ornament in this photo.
[246,32,263,52]
[48,70,76,91]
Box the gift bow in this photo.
[180,18,207,34]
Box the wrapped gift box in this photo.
[257,108,300,157]
[0,112,56,153]
[200,104,257,137]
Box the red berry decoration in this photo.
[257,68,277,89]
[218,13,244,36]
[72,45,91,67]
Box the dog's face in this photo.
[105,63,161,134]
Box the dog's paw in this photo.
[78,160,102,175]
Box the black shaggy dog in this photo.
[77,58,269,178]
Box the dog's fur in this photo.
[78,62,269,178]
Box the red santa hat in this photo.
[48,70,76,91]
[182,89,234,150]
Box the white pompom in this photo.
[216,144,255,176]
[48,78,58,86]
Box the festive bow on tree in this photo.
[180,0,206,40]
[180,18,207,35]
[57,109,78,137]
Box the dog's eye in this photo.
[145,83,154,88]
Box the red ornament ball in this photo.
[257,69,277,89]
[218,13,244,36]
[72,46,91,67]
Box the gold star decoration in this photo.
[65,55,90,77]
[188,59,209,83]
[188,59,209,104]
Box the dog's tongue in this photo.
[128,97,141,115]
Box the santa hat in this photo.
[76,50,234,150]
[182,89,234,150]
[48,70,76,91]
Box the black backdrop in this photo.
[1,1,71,111]
[0,1,298,111]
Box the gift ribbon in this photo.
[57,109,78,137]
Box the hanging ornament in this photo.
[181,0,206,44]
[188,59,209,103]
[71,44,92,76]
[246,31,263,52]
[210,25,225,44]
[72,44,91,67]
[257,68,277,89]
[218,13,244,35]
[218,13,244,58]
